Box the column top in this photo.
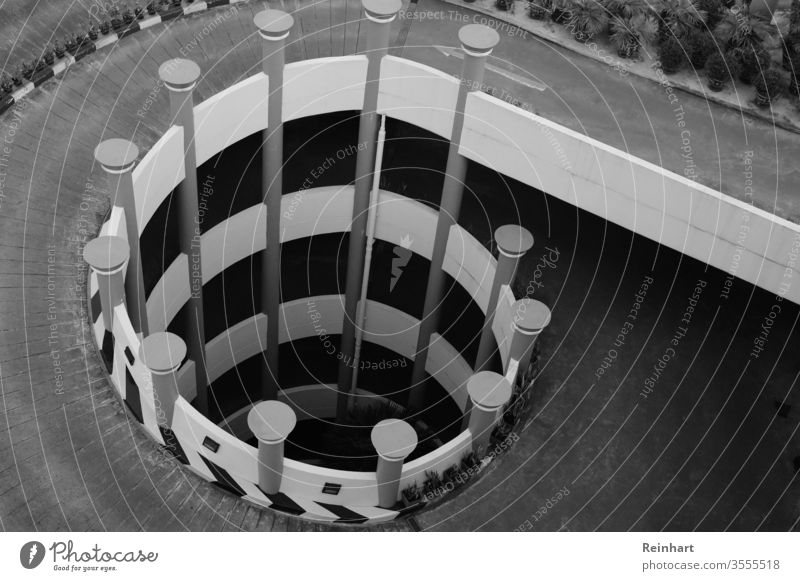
[362,0,402,22]
[459,24,500,56]
[94,139,138,172]
[248,401,297,443]
[83,235,129,274]
[158,58,201,90]
[371,418,417,461]
[467,371,513,411]
[495,225,534,258]
[253,9,294,39]
[512,298,552,335]
[139,332,186,375]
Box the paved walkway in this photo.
[1,0,798,532]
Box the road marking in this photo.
[433,45,546,91]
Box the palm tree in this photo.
[658,0,707,41]
[610,13,659,58]
[714,1,776,52]
[604,0,656,19]
[568,0,609,42]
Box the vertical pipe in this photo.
[467,371,512,456]
[351,115,387,395]
[337,0,402,420]
[247,400,297,494]
[159,58,208,416]
[407,25,500,413]
[254,9,294,403]
[140,332,187,429]
[94,139,148,336]
[84,236,129,333]
[475,225,534,371]
[371,419,417,508]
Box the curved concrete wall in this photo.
[377,56,460,139]
[283,56,368,122]
[131,125,185,234]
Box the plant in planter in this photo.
[146,1,157,15]
[12,65,24,86]
[421,470,443,499]
[134,2,144,19]
[53,40,65,59]
[99,13,111,35]
[753,67,787,107]
[123,5,135,24]
[64,33,77,53]
[610,13,657,59]
[685,28,714,69]
[733,45,771,85]
[527,0,552,19]
[442,464,460,488]
[705,50,737,90]
[87,21,99,40]
[0,73,13,94]
[566,0,607,42]
[495,0,515,11]
[43,46,55,65]
[109,6,123,30]
[401,483,424,507]
[460,451,480,472]
[170,0,182,7]
[658,35,686,74]
[34,57,47,72]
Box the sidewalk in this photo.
[440,0,800,134]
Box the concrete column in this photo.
[510,298,551,381]
[467,371,512,456]
[408,24,500,412]
[140,332,187,429]
[371,418,417,508]
[159,58,208,416]
[247,400,297,495]
[94,139,148,336]
[84,236,129,332]
[475,225,534,371]
[254,9,294,403]
[337,0,402,421]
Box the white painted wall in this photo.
[460,92,800,304]
[283,56,368,122]
[131,126,185,234]
[194,73,269,166]
[377,56,460,139]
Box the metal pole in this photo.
[351,115,387,396]
[337,0,401,421]
[159,58,208,417]
[255,9,294,403]
[407,24,500,413]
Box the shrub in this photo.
[496,0,515,10]
[754,68,787,106]
[735,46,771,85]
[528,0,552,19]
[658,35,685,74]
[686,29,714,69]
[566,0,608,42]
[0,73,13,94]
[705,51,737,90]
